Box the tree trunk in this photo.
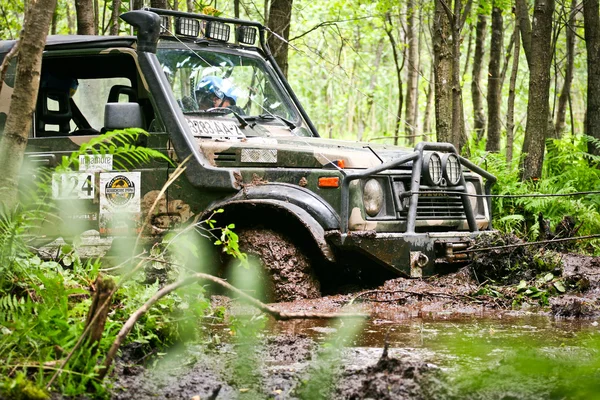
[75,0,95,35]
[384,12,404,146]
[486,2,503,152]
[517,0,555,181]
[66,1,74,34]
[433,0,453,144]
[423,67,435,140]
[234,0,240,18]
[133,0,144,10]
[450,0,469,153]
[151,0,168,9]
[555,0,576,137]
[109,0,122,35]
[94,0,99,34]
[51,7,58,35]
[506,21,520,165]
[584,0,600,157]
[186,0,193,12]
[267,0,293,78]
[405,0,419,145]
[0,0,57,208]
[471,11,487,145]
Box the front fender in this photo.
[216,183,341,230]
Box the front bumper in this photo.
[327,230,493,277]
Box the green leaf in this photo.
[543,273,554,283]
[517,280,528,291]
[553,281,566,293]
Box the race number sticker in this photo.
[51,173,95,199]
[186,118,245,139]
[79,154,113,172]
[99,172,141,213]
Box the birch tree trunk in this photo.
[486,2,503,152]
[0,0,57,208]
[583,0,600,157]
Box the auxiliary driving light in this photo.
[205,21,230,42]
[423,152,442,186]
[236,26,257,45]
[176,17,200,37]
[363,179,384,217]
[442,153,462,186]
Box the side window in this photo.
[35,52,153,138]
[70,78,132,131]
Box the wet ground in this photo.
[110,252,600,399]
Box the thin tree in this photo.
[486,1,503,152]
[516,0,555,180]
[583,0,600,157]
[75,0,95,35]
[554,0,576,137]
[506,19,520,165]
[0,0,58,208]
[384,12,405,146]
[405,0,420,146]
[109,0,122,35]
[267,0,293,78]
[471,8,487,146]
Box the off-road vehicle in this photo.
[0,9,496,300]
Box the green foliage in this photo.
[474,135,600,254]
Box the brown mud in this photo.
[110,248,600,399]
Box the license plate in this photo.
[51,172,95,199]
[186,118,245,139]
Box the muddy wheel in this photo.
[235,228,321,302]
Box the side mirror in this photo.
[104,103,144,130]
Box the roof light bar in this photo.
[159,15,170,34]
[205,21,230,42]
[236,26,256,45]
[176,17,200,37]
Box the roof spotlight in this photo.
[159,15,170,34]
[205,21,230,42]
[236,26,257,45]
[176,17,200,37]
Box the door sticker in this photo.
[99,172,141,236]
[79,154,113,172]
[51,172,95,199]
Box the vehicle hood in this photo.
[198,134,417,169]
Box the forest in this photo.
[1,0,600,398]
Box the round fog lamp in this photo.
[443,153,462,185]
[423,152,442,185]
[363,179,384,217]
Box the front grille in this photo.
[394,178,466,219]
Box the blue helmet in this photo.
[195,75,238,105]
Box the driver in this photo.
[195,75,244,114]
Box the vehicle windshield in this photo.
[157,45,303,128]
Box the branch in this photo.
[350,289,479,304]
[98,272,368,380]
[0,42,19,96]
[438,0,456,26]
[459,0,473,30]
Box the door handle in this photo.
[27,153,56,167]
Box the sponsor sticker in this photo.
[79,154,113,172]
[186,117,245,139]
[51,172,95,199]
[99,172,141,236]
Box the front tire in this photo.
[236,228,321,302]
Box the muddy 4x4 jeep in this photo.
[0,9,496,300]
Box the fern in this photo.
[0,294,28,323]
[56,128,172,172]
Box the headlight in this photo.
[423,152,442,185]
[363,179,384,217]
[466,181,479,215]
[442,153,462,185]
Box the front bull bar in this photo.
[339,142,497,234]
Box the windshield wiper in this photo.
[247,113,297,131]
[184,108,248,129]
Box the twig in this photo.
[98,272,368,380]
[0,41,18,95]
